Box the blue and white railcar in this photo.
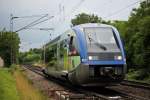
[44,23,126,86]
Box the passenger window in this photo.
[69,36,79,56]
[69,36,74,51]
[60,42,64,58]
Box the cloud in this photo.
[0,0,140,51]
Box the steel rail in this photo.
[22,65,150,100]
[121,80,150,90]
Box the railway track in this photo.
[22,64,44,76]
[121,80,150,90]
[22,65,150,100]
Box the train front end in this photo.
[69,23,126,86]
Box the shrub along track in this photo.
[13,69,47,100]
[23,64,150,100]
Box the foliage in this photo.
[125,1,150,70]
[47,60,58,68]
[19,46,55,64]
[0,68,19,100]
[9,64,18,74]
[71,1,150,80]
[42,45,57,63]
[127,69,150,83]
[71,13,103,26]
[111,20,128,38]
[31,48,42,54]
[0,31,20,67]
[14,69,47,100]
[19,48,42,64]
[113,1,150,80]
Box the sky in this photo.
[0,0,142,52]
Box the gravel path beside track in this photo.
[22,66,65,99]
[108,84,150,99]
[22,65,150,100]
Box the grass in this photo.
[33,62,46,68]
[0,68,19,100]
[14,69,47,100]
[126,69,150,84]
[0,65,48,100]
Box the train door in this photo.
[68,34,81,70]
[59,39,69,71]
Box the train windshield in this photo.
[84,27,120,53]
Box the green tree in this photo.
[0,31,20,67]
[122,1,150,79]
[71,13,102,26]
[70,1,150,80]
[111,21,127,38]
[42,46,56,63]
[19,48,42,64]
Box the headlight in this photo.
[114,55,122,60]
[117,56,122,60]
[88,56,93,60]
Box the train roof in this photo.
[45,23,114,47]
[73,23,113,29]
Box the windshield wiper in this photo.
[88,36,107,51]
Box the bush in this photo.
[0,68,19,100]
[8,64,18,74]
[47,60,57,67]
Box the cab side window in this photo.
[69,36,74,52]
[69,36,79,56]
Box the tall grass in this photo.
[14,69,47,100]
[0,68,19,100]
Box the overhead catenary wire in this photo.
[58,0,143,20]
[15,15,54,32]
[54,0,85,20]
[54,0,66,17]
[46,0,86,41]
[15,14,48,32]
[23,16,53,28]
[67,0,85,17]
[12,14,49,19]
[16,18,52,32]
[103,0,143,19]
[24,27,54,31]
